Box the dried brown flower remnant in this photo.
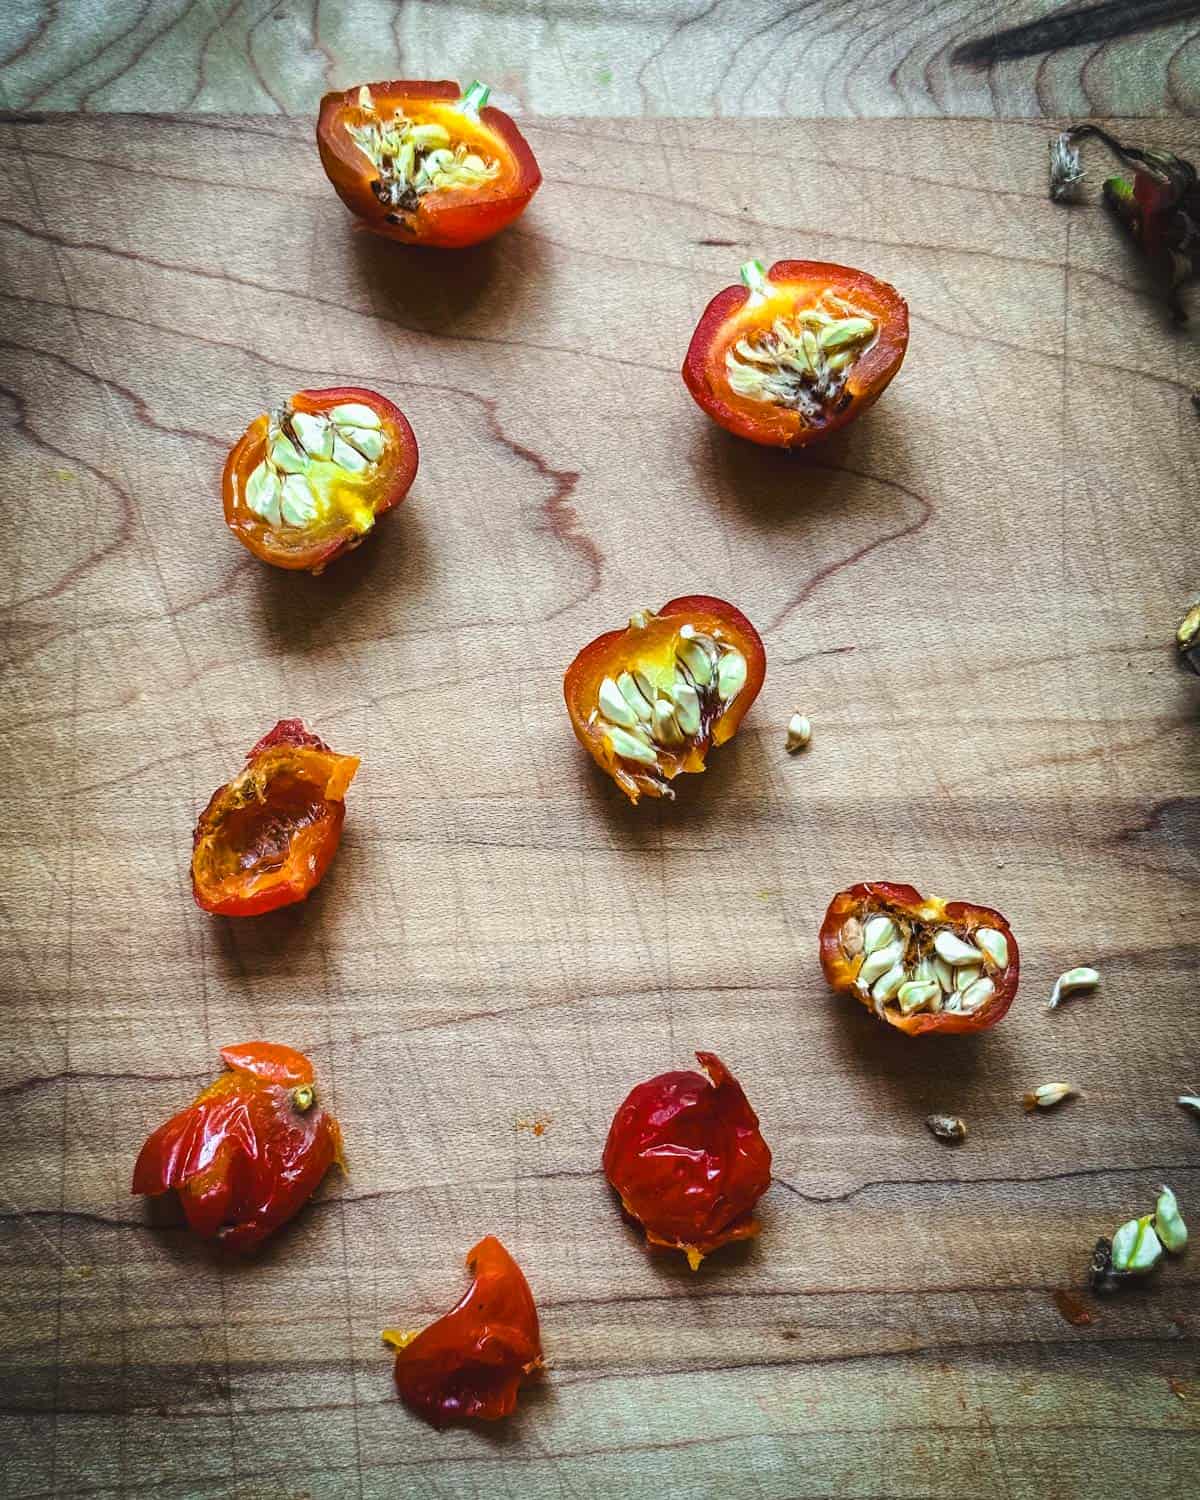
[925,1113,966,1142]
[1048,125,1199,322]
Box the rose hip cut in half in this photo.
[683,259,908,447]
[191,720,360,917]
[604,1052,772,1270]
[383,1236,543,1428]
[564,595,765,804]
[819,882,1020,1035]
[132,1042,344,1252]
[223,387,417,574]
[317,80,541,248]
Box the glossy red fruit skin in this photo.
[385,1236,543,1427]
[818,881,1020,1036]
[603,1051,772,1268]
[131,1042,344,1251]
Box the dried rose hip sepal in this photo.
[603,1051,772,1270]
[564,595,765,804]
[223,386,417,574]
[191,719,360,917]
[683,259,909,448]
[317,80,541,248]
[383,1235,543,1427]
[819,881,1019,1036]
[132,1042,344,1252]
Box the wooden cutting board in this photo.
[1,113,1198,1499]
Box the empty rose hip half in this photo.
[819,881,1020,1035]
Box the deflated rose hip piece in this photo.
[132,1042,344,1252]
[683,259,908,447]
[191,719,360,916]
[223,386,417,573]
[564,596,765,804]
[819,882,1020,1035]
[317,80,541,248]
[383,1236,543,1428]
[603,1052,772,1270]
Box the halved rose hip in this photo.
[683,259,908,448]
[563,595,765,804]
[819,882,1019,1035]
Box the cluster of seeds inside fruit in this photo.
[839,908,1009,1019]
[726,292,877,422]
[244,403,385,529]
[348,85,499,214]
[593,620,748,774]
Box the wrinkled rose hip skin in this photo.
[223,386,417,573]
[603,1052,772,1270]
[683,259,908,448]
[819,882,1020,1036]
[132,1042,344,1252]
[564,596,765,804]
[317,80,541,248]
[191,720,360,917]
[383,1236,543,1427]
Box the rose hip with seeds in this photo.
[683,259,908,448]
[564,596,765,805]
[317,80,541,248]
[818,881,1020,1035]
[223,387,417,573]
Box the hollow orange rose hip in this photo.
[317,80,541,248]
[223,386,417,574]
[191,720,359,917]
[683,259,909,447]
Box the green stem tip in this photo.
[739,259,773,305]
[459,80,491,119]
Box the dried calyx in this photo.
[244,402,384,530]
[726,261,877,423]
[349,82,499,217]
[593,615,748,793]
[838,904,1009,1022]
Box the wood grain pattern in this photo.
[1,112,1199,1498]
[1,0,1198,118]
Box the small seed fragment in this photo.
[974,928,1009,968]
[606,725,658,766]
[840,917,864,958]
[598,676,638,729]
[1023,1082,1075,1111]
[716,648,747,703]
[957,976,995,1011]
[933,930,985,966]
[291,410,333,460]
[785,713,811,753]
[862,915,898,954]
[329,402,382,430]
[1048,966,1099,1009]
[925,1113,967,1142]
[858,938,906,989]
[897,979,940,1014]
[1155,1185,1188,1253]
[1111,1214,1162,1275]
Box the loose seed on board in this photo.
[1178,1093,1200,1117]
[925,1114,967,1142]
[1048,966,1100,1009]
[785,713,811,753]
[1022,1082,1076,1111]
[1155,1185,1188,1253]
[1111,1215,1162,1275]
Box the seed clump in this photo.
[726,290,877,423]
[349,85,499,214]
